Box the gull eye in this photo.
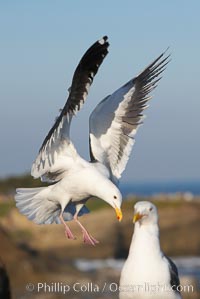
[114,195,117,199]
[149,207,153,211]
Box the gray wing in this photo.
[164,254,181,295]
[31,36,109,182]
[89,50,170,183]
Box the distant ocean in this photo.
[120,181,200,197]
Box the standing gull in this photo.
[119,201,182,299]
[15,36,170,245]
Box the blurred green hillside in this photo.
[0,174,47,195]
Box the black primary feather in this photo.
[40,36,109,152]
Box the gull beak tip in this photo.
[115,208,123,222]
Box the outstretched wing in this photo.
[89,50,170,183]
[31,36,109,182]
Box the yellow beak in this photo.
[115,207,123,222]
[133,212,144,223]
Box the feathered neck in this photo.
[129,222,161,257]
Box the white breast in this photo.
[119,226,179,299]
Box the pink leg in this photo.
[59,214,76,240]
[74,214,99,246]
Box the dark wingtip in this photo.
[163,46,170,53]
[164,47,172,63]
[98,36,109,45]
[103,35,108,41]
[159,47,171,63]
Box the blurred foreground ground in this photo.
[0,194,199,299]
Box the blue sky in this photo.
[0,0,199,183]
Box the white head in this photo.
[133,201,158,226]
[94,180,123,221]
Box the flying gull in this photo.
[119,201,182,299]
[15,36,170,245]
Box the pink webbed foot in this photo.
[74,216,99,246]
[64,227,76,240]
[59,214,76,240]
[82,230,99,246]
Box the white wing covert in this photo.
[31,36,109,182]
[89,50,170,183]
